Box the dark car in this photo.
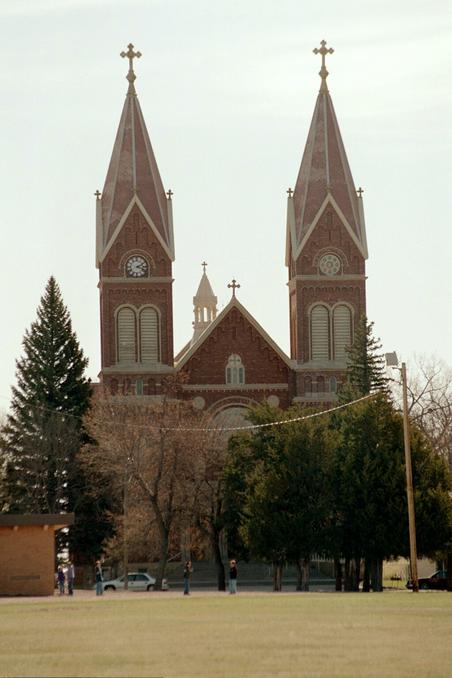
[407,570,448,590]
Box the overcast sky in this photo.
[0,0,451,409]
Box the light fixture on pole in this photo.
[385,352,419,593]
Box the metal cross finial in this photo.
[166,189,173,200]
[202,261,208,273]
[94,189,101,200]
[287,187,293,198]
[120,43,142,95]
[227,279,240,297]
[356,186,364,198]
[313,40,334,92]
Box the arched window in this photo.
[225,354,245,385]
[304,376,312,394]
[329,376,338,393]
[333,305,352,360]
[317,376,325,393]
[310,305,330,361]
[140,307,160,363]
[117,307,136,363]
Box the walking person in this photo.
[183,560,192,595]
[57,565,65,595]
[229,559,238,594]
[95,560,103,596]
[66,560,75,596]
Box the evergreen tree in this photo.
[341,315,389,400]
[1,277,91,515]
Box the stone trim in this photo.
[182,383,289,392]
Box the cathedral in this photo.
[95,41,368,420]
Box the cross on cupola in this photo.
[313,39,334,92]
[120,43,142,95]
[228,279,240,297]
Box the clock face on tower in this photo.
[319,253,341,276]
[126,255,149,278]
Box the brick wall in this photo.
[0,526,55,596]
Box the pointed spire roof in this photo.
[96,44,174,264]
[194,262,217,305]
[191,263,218,345]
[289,41,367,261]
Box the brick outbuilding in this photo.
[0,514,74,596]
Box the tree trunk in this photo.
[296,560,303,591]
[302,557,310,592]
[273,562,283,591]
[334,558,343,592]
[369,557,383,592]
[155,530,169,590]
[344,557,352,591]
[212,531,226,591]
[362,558,370,592]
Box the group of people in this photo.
[183,559,238,595]
[56,561,75,595]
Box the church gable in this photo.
[101,204,172,279]
[178,303,291,387]
[297,203,365,277]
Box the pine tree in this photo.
[341,315,390,400]
[0,277,91,515]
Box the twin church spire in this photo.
[95,43,174,268]
[97,42,367,367]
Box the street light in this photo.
[385,352,419,593]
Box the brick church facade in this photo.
[95,42,368,420]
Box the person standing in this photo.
[183,560,192,595]
[95,560,103,596]
[229,560,238,594]
[66,561,75,596]
[57,565,65,595]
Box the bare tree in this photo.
[84,384,206,589]
[392,355,452,467]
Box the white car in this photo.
[102,572,156,591]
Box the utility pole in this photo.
[401,362,419,593]
[123,460,129,591]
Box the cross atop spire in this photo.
[356,186,364,198]
[120,43,142,95]
[202,261,208,273]
[313,39,334,92]
[228,279,240,297]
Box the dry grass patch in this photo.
[1,591,451,677]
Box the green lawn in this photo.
[1,591,451,677]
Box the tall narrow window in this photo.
[117,307,136,363]
[140,307,160,363]
[310,305,330,361]
[225,354,245,385]
[333,305,352,360]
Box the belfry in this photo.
[96,42,368,411]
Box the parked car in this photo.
[406,570,448,590]
[102,572,156,591]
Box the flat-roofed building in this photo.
[0,514,74,596]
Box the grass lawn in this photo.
[1,591,451,677]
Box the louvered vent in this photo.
[140,307,160,363]
[311,305,330,361]
[333,305,352,360]
[117,308,136,363]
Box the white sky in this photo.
[1,0,451,409]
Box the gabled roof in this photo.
[288,84,367,261]
[176,296,292,370]
[96,74,174,264]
